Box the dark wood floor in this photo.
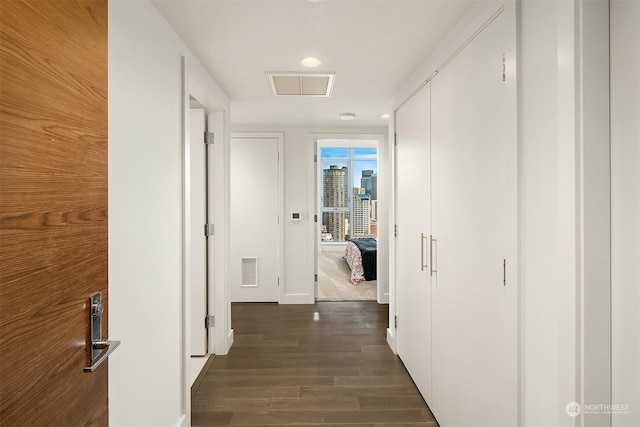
[191,302,437,426]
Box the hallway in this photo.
[191,302,436,426]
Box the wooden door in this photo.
[394,83,433,402]
[430,9,517,426]
[0,1,109,425]
[229,136,281,302]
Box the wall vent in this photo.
[241,257,258,287]
[266,72,336,97]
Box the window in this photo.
[321,147,378,241]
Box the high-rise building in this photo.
[370,199,378,222]
[323,165,347,241]
[352,193,370,236]
[370,220,378,236]
[361,170,374,196]
[371,173,377,200]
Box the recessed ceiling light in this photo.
[339,113,356,121]
[381,114,390,119]
[301,57,321,68]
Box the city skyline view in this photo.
[321,147,378,242]
[321,147,377,184]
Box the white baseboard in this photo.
[280,293,315,304]
[227,329,234,351]
[175,414,187,427]
[387,327,397,354]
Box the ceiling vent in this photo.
[266,72,336,97]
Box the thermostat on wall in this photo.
[291,212,302,221]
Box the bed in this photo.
[343,238,377,284]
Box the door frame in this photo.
[312,133,385,303]
[181,59,230,426]
[229,132,285,304]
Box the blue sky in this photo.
[321,147,377,159]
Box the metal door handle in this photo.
[430,235,437,276]
[421,233,428,271]
[84,340,121,372]
[84,293,120,372]
[93,340,110,350]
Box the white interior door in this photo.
[190,109,208,356]
[430,10,517,426]
[230,135,281,302]
[395,83,432,402]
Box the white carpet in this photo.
[317,251,377,301]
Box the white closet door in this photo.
[395,83,432,402]
[190,109,208,356]
[431,10,517,427]
[230,136,280,302]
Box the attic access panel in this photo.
[266,72,336,97]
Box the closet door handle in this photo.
[421,233,428,271]
[430,235,437,276]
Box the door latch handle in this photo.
[84,293,120,372]
[84,340,121,372]
[93,340,110,350]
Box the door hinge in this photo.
[313,154,317,163]
[278,277,280,287]
[502,54,506,82]
[503,259,506,286]
[204,223,214,237]
[205,315,215,328]
[314,274,318,282]
[277,151,280,161]
[314,214,318,223]
[394,224,397,237]
[394,315,398,329]
[394,133,397,146]
[204,131,215,144]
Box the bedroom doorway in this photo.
[315,138,379,301]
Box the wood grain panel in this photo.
[0,1,108,425]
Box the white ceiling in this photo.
[152,0,475,128]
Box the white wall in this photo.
[519,1,611,426]
[108,1,229,426]
[579,2,611,425]
[611,1,640,425]
[518,3,574,424]
[232,126,388,304]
